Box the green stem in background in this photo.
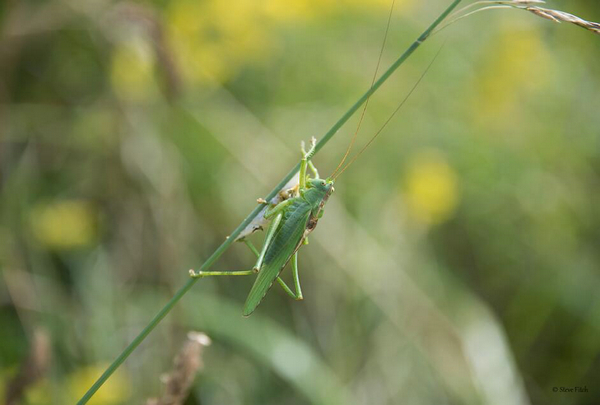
[77,1,462,403]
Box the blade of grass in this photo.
[76,1,463,403]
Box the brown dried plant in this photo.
[438,1,600,36]
[527,6,600,35]
[146,332,212,405]
[5,329,51,405]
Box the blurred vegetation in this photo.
[1,0,600,404]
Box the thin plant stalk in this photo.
[76,1,463,403]
[435,1,600,36]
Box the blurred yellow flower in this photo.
[264,0,312,22]
[403,150,460,225]
[30,200,97,250]
[473,25,555,124]
[343,0,414,11]
[166,0,411,86]
[67,365,129,404]
[24,379,52,405]
[110,39,158,102]
[263,0,333,21]
[263,0,413,22]
[167,0,272,85]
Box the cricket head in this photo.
[309,178,334,194]
[305,178,334,208]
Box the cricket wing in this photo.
[243,207,310,316]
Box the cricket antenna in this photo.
[332,42,445,181]
[330,0,397,179]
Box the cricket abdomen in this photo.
[243,199,311,316]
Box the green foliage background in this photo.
[1,0,599,404]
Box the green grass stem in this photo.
[76,1,462,403]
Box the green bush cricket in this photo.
[190,138,333,316]
[188,0,399,316]
[189,23,444,316]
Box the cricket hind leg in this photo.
[189,269,254,278]
[276,252,303,300]
[188,236,259,278]
[189,218,281,279]
[244,240,303,301]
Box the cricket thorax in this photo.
[302,180,334,236]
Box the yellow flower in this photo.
[403,150,460,225]
[67,364,130,404]
[263,0,332,21]
[30,200,97,250]
[167,0,272,85]
[25,379,52,405]
[472,25,555,124]
[343,0,414,11]
[165,0,414,86]
[263,0,414,23]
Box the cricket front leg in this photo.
[243,239,260,258]
[307,160,319,179]
[301,137,319,182]
[275,252,303,300]
[264,200,293,219]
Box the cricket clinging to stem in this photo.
[188,0,450,316]
[190,137,335,316]
[189,0,417,316]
